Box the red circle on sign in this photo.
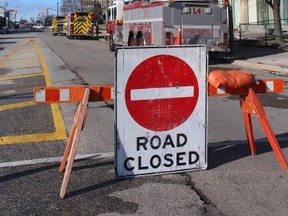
[125,55,199,131]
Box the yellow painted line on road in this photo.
[15,52,37,57]
[34,39,52,87]
[0,38,67,145]
[0,131,67,145]
[0,38,34,64]
[0,101,35,111]
[1,60,39,67]
[0,73,43,81]
[35,37,67,139]
[0,104,67,144]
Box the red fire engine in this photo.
[106,0,230,52]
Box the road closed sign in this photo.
[115,46,208,177]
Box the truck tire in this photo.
[136,36,144,46]
[109,33,115,51]
[136,32,145,46]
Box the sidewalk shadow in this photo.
[233,40,286,60]
[207,134,288,170]
[210,40,287,64]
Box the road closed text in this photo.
[123,133,200,171]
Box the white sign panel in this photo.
[115,46,208,177]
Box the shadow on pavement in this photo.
[208,135,288,170]
[0,41,17,44]
[210,39,287,64]
[0,163,59,183]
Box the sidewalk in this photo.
[97,29,288,74]
[228,41,288,74]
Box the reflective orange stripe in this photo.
[208,79,284,96]
[34,85,114,104]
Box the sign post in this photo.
[115,46,208,177]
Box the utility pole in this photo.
[57,1,59,16]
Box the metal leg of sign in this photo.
[241,88,288,171]
[59,88,90,199]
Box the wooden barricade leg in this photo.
[59,104,81,173]
[241,109,257,155]
[240,93,257,155]
[59,88,90,198]
[241,88,288,171]
[33,85,114,198]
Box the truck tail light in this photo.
[117,19,123,26]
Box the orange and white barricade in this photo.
[34,85,113,198]
[208,70,288,172]
[33,71,288,198]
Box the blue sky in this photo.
[1,0,59,21]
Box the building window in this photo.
[257,0,269,24]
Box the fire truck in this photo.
[66,12,94,39]
[52,16,67,36]
[106,0,230,52]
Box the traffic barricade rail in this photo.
[34,85,113,198]
[208,70,287,172]
[33,71,288,198]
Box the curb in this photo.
[232,60,288,75]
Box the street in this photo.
[0,29,288,216]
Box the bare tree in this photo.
[60,0,96,13]
[60,0,103,22]
[264,0,285,45]
[60,0,76,15]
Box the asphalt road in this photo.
[0,29,288,216]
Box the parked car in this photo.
[1,27,9,34]
[32,25,44,30]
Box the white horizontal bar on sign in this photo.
[131,86,194,101]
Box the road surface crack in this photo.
[183,173,225,216]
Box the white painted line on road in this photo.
[0,152,114,168]
[2,136,288,168]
